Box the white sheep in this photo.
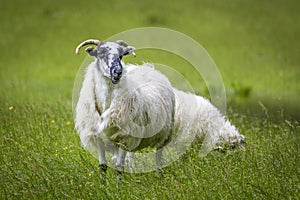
[74,39,245,175]
[173,89,245,156]
[75,39,175,174]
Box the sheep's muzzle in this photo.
[110,58,123,84]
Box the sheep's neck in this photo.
[96,79,113,113]
[94,62,126,114]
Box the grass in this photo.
[0,0,299,199]
[1,103,299,199]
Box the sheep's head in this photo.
[75,39,136,84]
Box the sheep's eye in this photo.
[97,47,107,58]
[98,52,106,58]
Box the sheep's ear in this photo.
[123,46,136,57]
[85,47,98,57]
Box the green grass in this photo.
[1,103,299,199]
[0,0,299,199]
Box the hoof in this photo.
[99,164,108,172]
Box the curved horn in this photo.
[116,40,136,57]
[75,39,101,55]
[115,40,129,47]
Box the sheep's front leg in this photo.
[96,108,115,135]
[96,139,107,183]
[96,139,107,171]
[115,147,126,185]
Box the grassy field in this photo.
[0,0,299,199]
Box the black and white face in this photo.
[86,41,135,84]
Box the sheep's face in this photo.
[86,42,135,84]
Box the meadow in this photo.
[0,0,299,199]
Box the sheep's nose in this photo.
[114,68,122,76]
[112,69,122,80]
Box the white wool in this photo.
[75,59,245,168]
[173,89,244,150]
[75,61,175,155]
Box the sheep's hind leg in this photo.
[156,148,164,176]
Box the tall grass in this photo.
[0,0,299,199]
[0,101,299,199]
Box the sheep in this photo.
[74,39,245,176]
[75,39,175,175]
[173,89,245,156]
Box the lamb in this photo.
[74,39,245,175]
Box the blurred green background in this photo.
[0,0,299,120]
[0,0,299,199]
